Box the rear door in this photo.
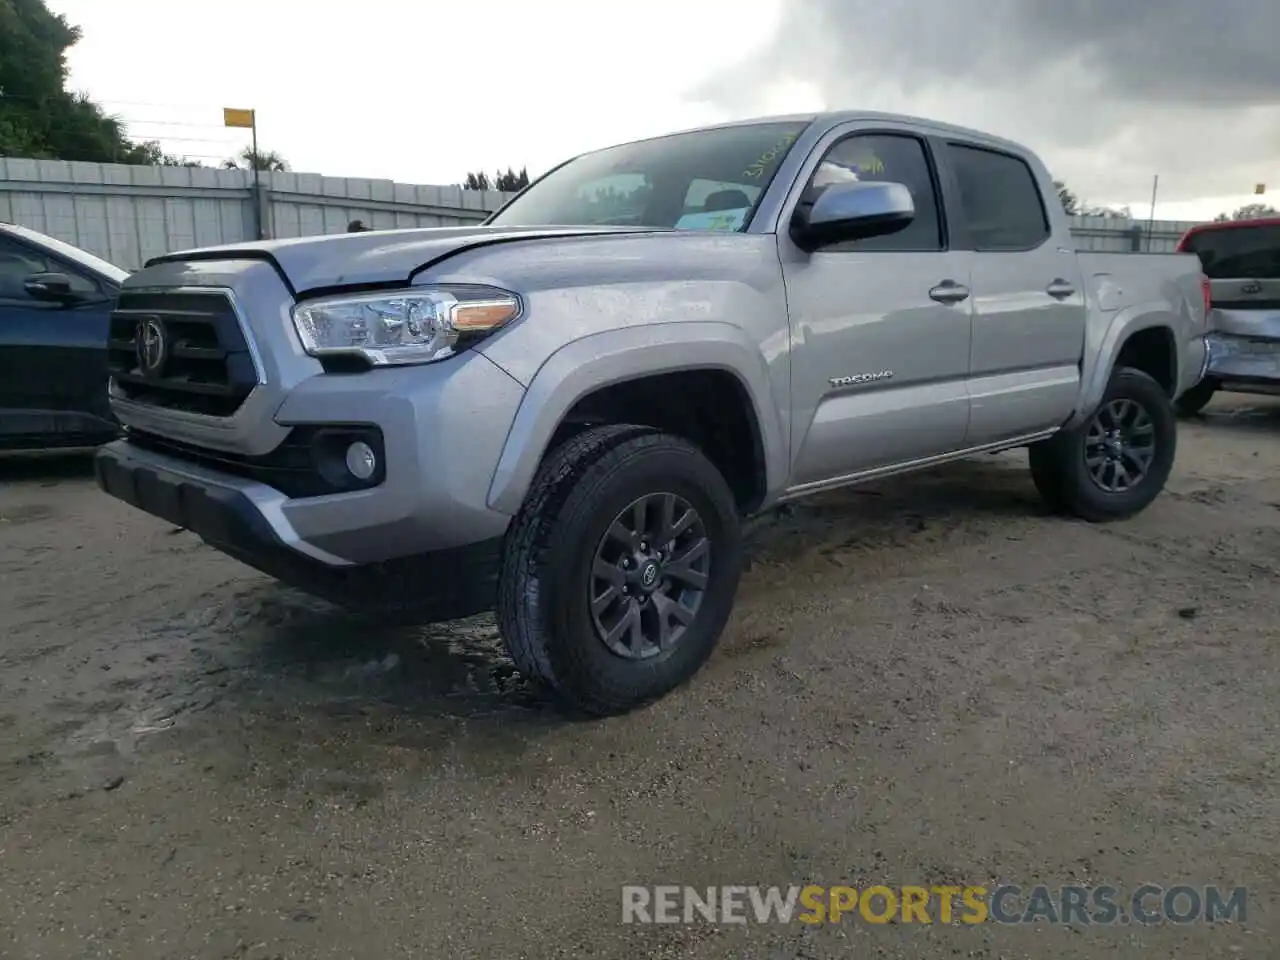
[1179,221,1280,378]
[937,142,1087,446]
[779,126,974,489]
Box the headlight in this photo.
[290,286,521,366]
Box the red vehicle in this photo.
[1174,217,1280,415]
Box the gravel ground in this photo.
[1,396,1278,959]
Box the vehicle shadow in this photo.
[1190,397,1280,435]
[192,587,557,721]
[745,452,1043,563]
[0,449,98,486]
[197,454,1044,733]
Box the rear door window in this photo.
[944,144,1050,251]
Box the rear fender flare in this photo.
[1067,306,1177,429]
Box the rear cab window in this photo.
[1179,223,1280,280]
[943,143,1050,251]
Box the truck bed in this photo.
[1076,250,1205,319]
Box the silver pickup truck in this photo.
[95,111,1209,715]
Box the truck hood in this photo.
[142,225,662,294]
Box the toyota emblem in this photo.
[135,316,168,376]
[1241,281,1264,295]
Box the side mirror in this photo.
[791,181,915,252]
[24,272,84,305]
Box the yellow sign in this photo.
[223,108,255,129]
[1255,183,1266,195]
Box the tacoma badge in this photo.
[829,370,894,388]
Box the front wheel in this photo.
[497,424,743,716]
[1029,366,1177,522]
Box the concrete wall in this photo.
[1,156,1204,269]
[0,157,518,270]
[1070,213,1201,254]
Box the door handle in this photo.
[1046,278,1077,299]
[929,280,970,305]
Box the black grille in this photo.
[107,290,258,417]
[125,426,385,499]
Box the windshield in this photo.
[1181,223,1280,279]
[487,121,810,232]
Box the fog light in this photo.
[345,441,377,480]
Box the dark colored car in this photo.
[0,222,128,451]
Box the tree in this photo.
[463,166,530,192]
[0,0,162,163]
[494,166,529,192]
[1081,204,1132,219]
[1054,180,1079,216]
[1213,202,1279,222]
[223,147,288,171]
[131,140,204,167]
[1054,180,1132,219]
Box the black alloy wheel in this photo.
[1028,366,1177,522]
[589,492,711,659]
[1083,398,1157,493]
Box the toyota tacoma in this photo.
[94,111,1210,714]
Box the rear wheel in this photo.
[1174,377,1217,417]
[1029,366,1176,522]
[497,424,743,716]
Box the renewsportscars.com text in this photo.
[621,884,1247,926]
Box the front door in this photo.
[0,235,115,446]
[779,129,974,490]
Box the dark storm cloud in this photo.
[1007,0,1280,102]
[692,0,1280,204]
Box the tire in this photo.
[1174,377,1217,417]
[497,424,743,716]
[1028,366,1177,522]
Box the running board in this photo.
[777,429,1059,503]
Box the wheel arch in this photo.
[1068,308,1179,430]
[485,323,789,516]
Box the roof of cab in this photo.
[592,110,1032,159]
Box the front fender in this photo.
[1066,302,1177,430]
[484,321,789,515]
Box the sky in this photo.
[49,0,1280,224]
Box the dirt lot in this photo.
[1,397,1278,959]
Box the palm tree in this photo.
[223,147,288,171]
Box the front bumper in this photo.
[96,438,352,566]
[103,347,525,565]
[94,439,503,621]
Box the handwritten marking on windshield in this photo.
[744,134,798,180]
